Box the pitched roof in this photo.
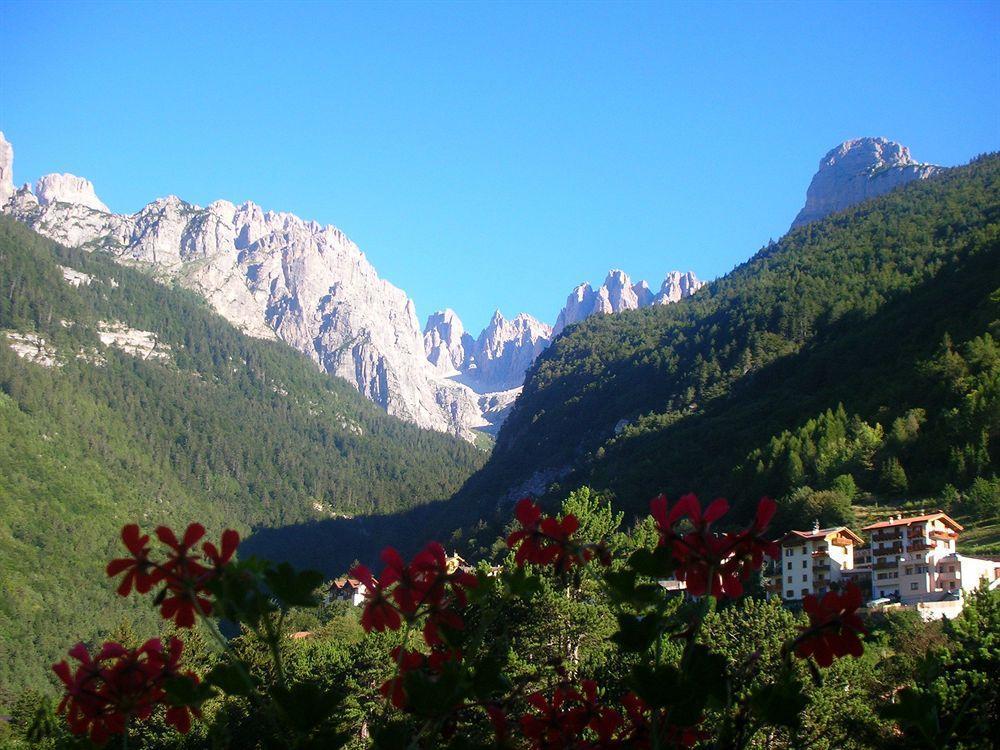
[862,512,963,532]
[778,527,864,545]
[330,577,365,589]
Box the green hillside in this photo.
[0,216,485,697]
[452,154,1000,540]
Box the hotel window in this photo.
[910,582,918,590]
[787,562,792,570]
[949,566,955,572]
[802,560,807,568]
[802,575,807,582]
[786,590,793,598]
[785,549,793,557]
[905,567,913,575]
[801,589,808,597]
[787,576,792,583]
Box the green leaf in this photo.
[206,661,254,696]
[628,547,676,579]
[163,675,214,707]
[505,566,542,599]
[265,563,324,608]
[631,664,682,708]
[749,669,806,729]
[271,682,345,733]
[612,613,661,653]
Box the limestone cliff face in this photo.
[35,173,110,213]
[1,136,486,439]
[791,137,940,229]
[0,133,13,207]
[553,269,703,336]
[2,131,707,440]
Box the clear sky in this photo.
[1,1,997,333]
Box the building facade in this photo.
[864,512,964,602]
[774,524,864,602]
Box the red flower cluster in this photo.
[516,683,701,749]
[352,543,478,709]
[796,582,867,667]
[52,637,199,745]
[507,498,602,572]
[650,494,779,599]
[107,524,239,628]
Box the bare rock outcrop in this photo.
[36,173,111,213]
[1,137,487,440]
[791,137,940,229]
[553,269,703,336]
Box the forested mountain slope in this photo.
[452,154,999,529]
[0,216,484,695]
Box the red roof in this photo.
[778,527,864,545]
[330,577,365,589]
[862,512,963,532]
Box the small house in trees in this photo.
[773,522,864,602]
[327,577,370,607]
[863,511,1000,616]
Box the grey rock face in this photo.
[36,173,110,213]
[791,137,940,229]
[467,310,553,391]
[1,137,487,440]
[553,269,703,335]
[422,308,552,429]
[423,309,473,374]
[3,133,706,440]
[0,132,13,207]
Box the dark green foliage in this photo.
[453,154,1000,527]
[0,216,484,696]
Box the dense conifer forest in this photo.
[0,217,485,695]
[453,155,1000,546]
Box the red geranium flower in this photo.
[352,563,402,633]
[796,582,866,667]
[52,638,199,745]
[650,495,780,600]
[507,498,587,573]
[106,524,160,596]
[203,528,240,569]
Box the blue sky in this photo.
[1,1,997,333]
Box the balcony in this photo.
[873,560,900,571]
[874,542,903,555]
[930,530,958,541]
[871,530,903,542]
[813,563,831,573]
[909,539,936,552]
[812,549,829,559]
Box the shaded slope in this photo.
[0,216,484,694]
[451,154,999,522]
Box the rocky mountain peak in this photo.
[35,173,110,213]
[655,270,702,305]
[553,269,703,335]
[0,132,14,207]
[423,309,472,374]
[791,137,940,229]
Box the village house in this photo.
[770,511,1000,620]
[326,577,370,607]
[772,523,864,602]
[864,511,1000,616]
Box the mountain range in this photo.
[448,149,998,532]
[0,133,708,441]
[1,130,993,697]
[0,134,942,442]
